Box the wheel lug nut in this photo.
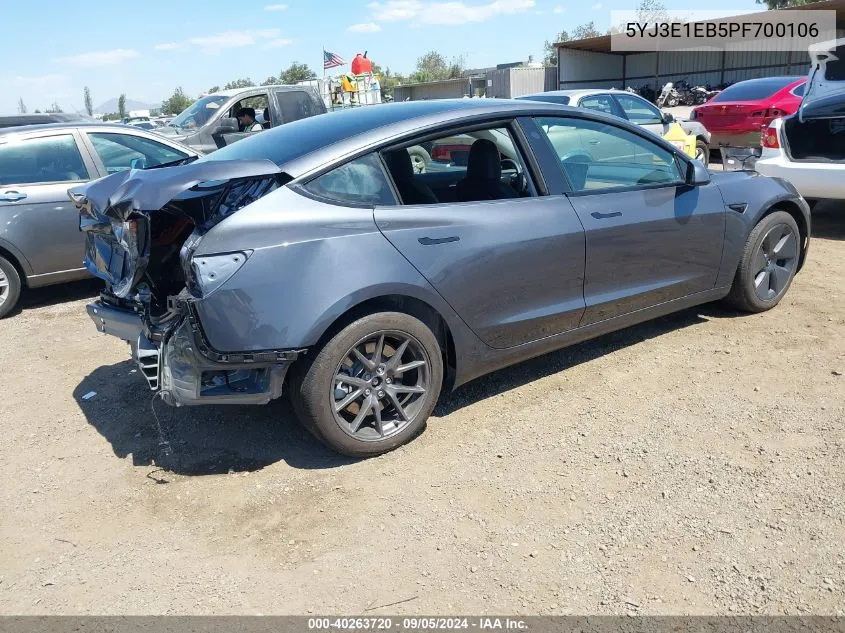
[386,378,392,384]
[365,389,371,396]
[378,390,385,398]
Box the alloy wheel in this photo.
[0,268,8,309]
[753,222,799,301]
[332,330,432,441]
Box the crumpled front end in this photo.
[71,159,302,407]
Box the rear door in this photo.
[0,130,98,283]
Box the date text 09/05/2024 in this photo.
[624,21,819,39]
[307,618,528,630]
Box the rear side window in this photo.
[712,78,797,102]
[277,90,320,123]
[791,83,806,97]
[302,153,396,206]
[518,95,570,106]
[0,134,89,186]
[579,94,617,117]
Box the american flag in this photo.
[323,50,346,70]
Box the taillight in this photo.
[761,123,780,148]
[431,147,451,161]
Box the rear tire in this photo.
[0,256,22,319]
[290,312,444,457]
[724,210,801,313]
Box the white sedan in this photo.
[755,37,845,205]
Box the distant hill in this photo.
[94,97,160,114]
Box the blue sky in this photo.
[1,0,763,114]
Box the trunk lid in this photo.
[70,159,283,300]
[801,38,845,121]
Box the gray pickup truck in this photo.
[155,84,326,154]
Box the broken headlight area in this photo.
[72,159,299,406]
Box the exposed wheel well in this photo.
[307,295,457,392]
[0,246,27,289]
[761,201,809,271]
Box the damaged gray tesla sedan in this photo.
[72,99,811,457]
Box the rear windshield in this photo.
[518,95,570,106]
[712,78,798,102]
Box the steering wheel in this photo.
[500,158,527,194]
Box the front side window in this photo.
[0,134,89,186]
[168,94,228,130]
[302,153,396,206]
[614,94,663,125]
[88,133,188,173]
[535,116,684,193]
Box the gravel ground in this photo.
[0,204,843,616]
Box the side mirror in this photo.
[687,159,710,185]
[129,157,146,170]
[216,117,238,134]
[662,111,675,124]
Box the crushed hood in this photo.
[801,38,845,121]
[70,159,282,298]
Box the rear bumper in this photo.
[86,299,300,407]
[755,156,845,200]
[709,131,762,149]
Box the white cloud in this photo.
[264,3,288,9]
[348,22,382,32]
[368,0,535,25]
[154,42,180,51]
[264,38,294,48]
[186,29,281,53]
[553,4,565,13]
[12,74,68,88]
[54,49,140,67]
[591,2,603,8]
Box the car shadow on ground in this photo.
[10,278,103,318]
[811,204,845,241]
[74,306,721,475]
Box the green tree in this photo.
[372,64,406,99]
[118,94,126,118]
[46,101,63,113]
[161,87,194,115]
[208,85,220,93]
[83,86,93,116]
[636,0,669,23]
[755,0,814,7]
[261,75,278,86]
[223,78,255,89]
[412,50,448,82]
[278,62,317,84]
[17,97,27,114]
[544,22,603,66]
[34,109,41,113]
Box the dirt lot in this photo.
[1,204,844,616]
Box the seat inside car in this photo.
[456,139,519,202]
[383,149,439,205]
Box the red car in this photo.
[690,76,806,148]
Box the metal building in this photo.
[555,0,845,93]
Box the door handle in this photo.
[591,211,622,219]
[588,140,600,145]
[418,236,460,246]
[0,191,27,202]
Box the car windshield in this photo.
[712,78,798,102]
[169,95,228,130]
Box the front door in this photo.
[0,131,97,283]
[532,115,725,326]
